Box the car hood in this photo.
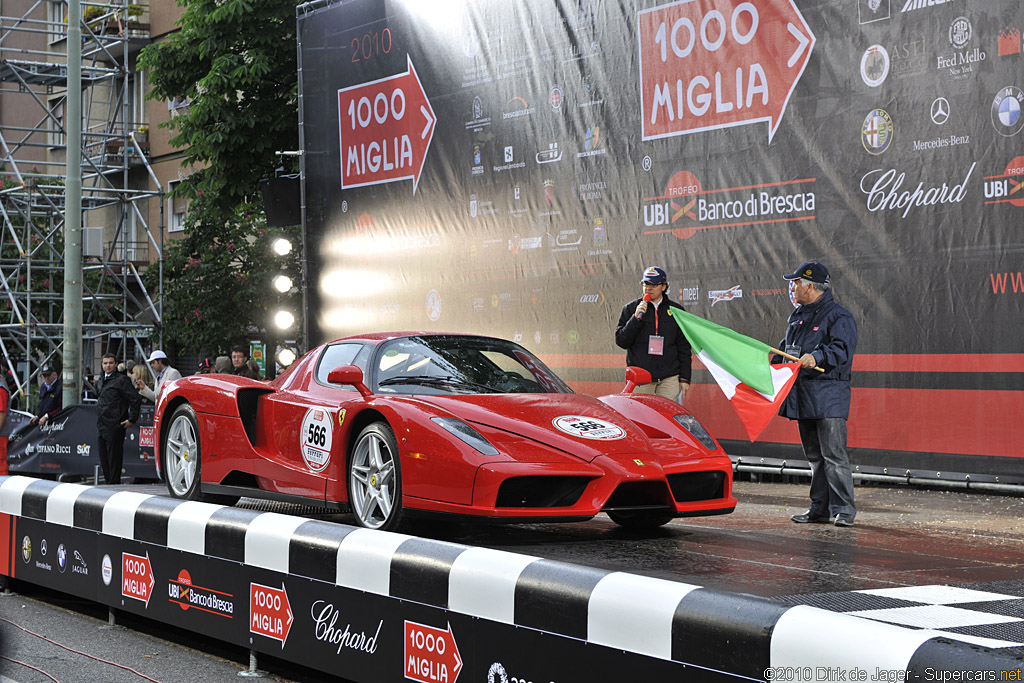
[411,393,652,462]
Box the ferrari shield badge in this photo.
[301,407,334,472]
[552,415,626,440]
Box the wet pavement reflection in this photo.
[393,481,1024,597]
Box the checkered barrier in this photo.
[0,476,1021,682]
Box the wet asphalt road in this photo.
[1,479,1022,681]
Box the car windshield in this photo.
[373,335,572,395]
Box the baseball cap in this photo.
[783,261,830,284]
[147,349,169,363]
[641,266,667,284]
[40,364,56,376]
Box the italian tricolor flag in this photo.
[671,308,799,442]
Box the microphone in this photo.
[643,293,652,302]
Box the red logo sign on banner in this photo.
[637,0,815,142]
[338,55,436,193]
[250,582,293,648]
[404,620,463,683]
[121,552,155,608]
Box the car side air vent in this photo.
[237,388,274,446]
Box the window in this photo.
[129,72,148,133]
[168,95,190,117]
[47,1,68,43]
[167,180,187,233]
[47,96,65,148]
[315,343,369,388]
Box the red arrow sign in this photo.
[338,55,436,194]
[121,552,155,608]
[250,582,294,648]
[404,621,462,683]
[638,0,815,143]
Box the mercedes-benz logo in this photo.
[931,97,950,125]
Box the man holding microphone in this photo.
[615,266,692,402]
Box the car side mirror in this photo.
[623,366,653,394]
[327,365,372,397]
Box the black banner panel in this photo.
[6,405,157,480]
[297,1,1024,477]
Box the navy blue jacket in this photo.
[775,290,857,419]
[36,378,62,420]
[615,296,692,383]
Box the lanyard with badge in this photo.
[648,302,664,356]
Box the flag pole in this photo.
[769,347,826,373]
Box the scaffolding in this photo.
[0,0,163,401]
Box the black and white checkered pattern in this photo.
[2,476,1022,680]
[778,583,1024,654]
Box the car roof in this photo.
[327,331,468,344]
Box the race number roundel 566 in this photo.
[301,407,334,472]
[552,415,626,440]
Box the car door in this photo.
[257,343,369,500]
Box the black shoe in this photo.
[791,511,831,524]
[834,514,855,527]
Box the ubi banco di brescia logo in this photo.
[983,156,1024,208]
[643,170,815,240]
[168,569,234,617]
[860,163,974,218]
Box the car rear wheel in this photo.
[607,510,675,529]
[349,422,403,531]
[163,404,201,500]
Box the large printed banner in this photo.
[298,0,1024,478]
[7,405,157,479]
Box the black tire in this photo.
[162,404,202,500]
[348,422,403,531]
[161,403,237,505]
[607,509,675,529]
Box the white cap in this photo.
[147,350,168,363]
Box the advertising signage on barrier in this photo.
[4,515,747,682]
[7,404,157,479]
[298,0,1024,476]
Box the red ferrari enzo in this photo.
[154,333,736,530]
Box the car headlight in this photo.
[431,417,499,455]
[672,414,717,450]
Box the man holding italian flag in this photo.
[671,261,858,527]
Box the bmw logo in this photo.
[992,87,1024,137]
[57,544,67,573]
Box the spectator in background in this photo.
[29,364,62,427]
[1,361,18,411]
[214,356,232,373]
[230,346,260,379]
[82,366,96,401]
[136,350,181,403]
[131,365,152,403]
[96,353,141,485]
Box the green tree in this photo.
[138,0,302,353]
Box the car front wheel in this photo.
[163,404,201,500]
[348,422,403,531]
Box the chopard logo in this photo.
[860,163,974,218]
